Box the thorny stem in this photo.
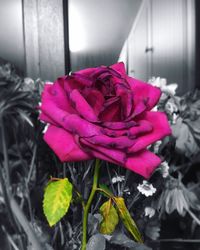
[81,159,101,250]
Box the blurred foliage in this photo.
[0,62,200,250]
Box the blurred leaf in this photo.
[31,220,51,244]
[88,213,101,235]
[0,227,11,250]
[99,199,119,234]
[172,89,200,157]
[43,178,73,226]
[172,117,200,157]
[108,231,151,250]
[184,187,200,211]
[28,243,54,250]
[86,234,106,250]
[157,178,196,216]
[99,184,114,198]
[145,221,160,240]
[17,110,33,127]
[186,118,200,144]
[114,197,143,243]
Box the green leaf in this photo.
[114,197,143,243]
[43,178,73,227]
[99,199,119,234]
[99,184,114,198]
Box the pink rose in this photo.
[40,62,171,178]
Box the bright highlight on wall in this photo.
[68,3,86,52]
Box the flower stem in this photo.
[81,159,101,250]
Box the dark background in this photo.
[0,0,198,94]
[0,1,200,250]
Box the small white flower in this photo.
[144,207,156,218]
[137,181,156,197]
[42,123,49,134]
[149,77,166,88]
[24,77,34,85]
[112,175,125,184]
[149,77,178,95]
[160,161,169,178]
[153,140,162,154]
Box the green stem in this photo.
[81,159,101,250]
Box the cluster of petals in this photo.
[137,180,157,196]
[39,62,171,178]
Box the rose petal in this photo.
[122,92,133,118]
[70,89,98,122]
[41,99,70,126]
[115,83,133,118]
[91,66,122,80]
[80,138,126,165]
[128,112,172,153]
[85,135,135,149]
[91,68,110,79]
[64,77,84,93]
[110,62,126,75]
[71,73,93,86]
[127,77,161,110]
[126,101,147,121]
[84,89,105,116]
[62,114,101,137]
[42,82,74,112]
[99,98,121,122]
[39,112,57,125]
[40,81,77,125]
[128,120,153,136]
[102,121,137,130]
[41,100,101,138]
[101,120,152,138]
[125,150,161,178]
[103,96,120,107]
[44,125,92,162]
[98,72,113,82]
